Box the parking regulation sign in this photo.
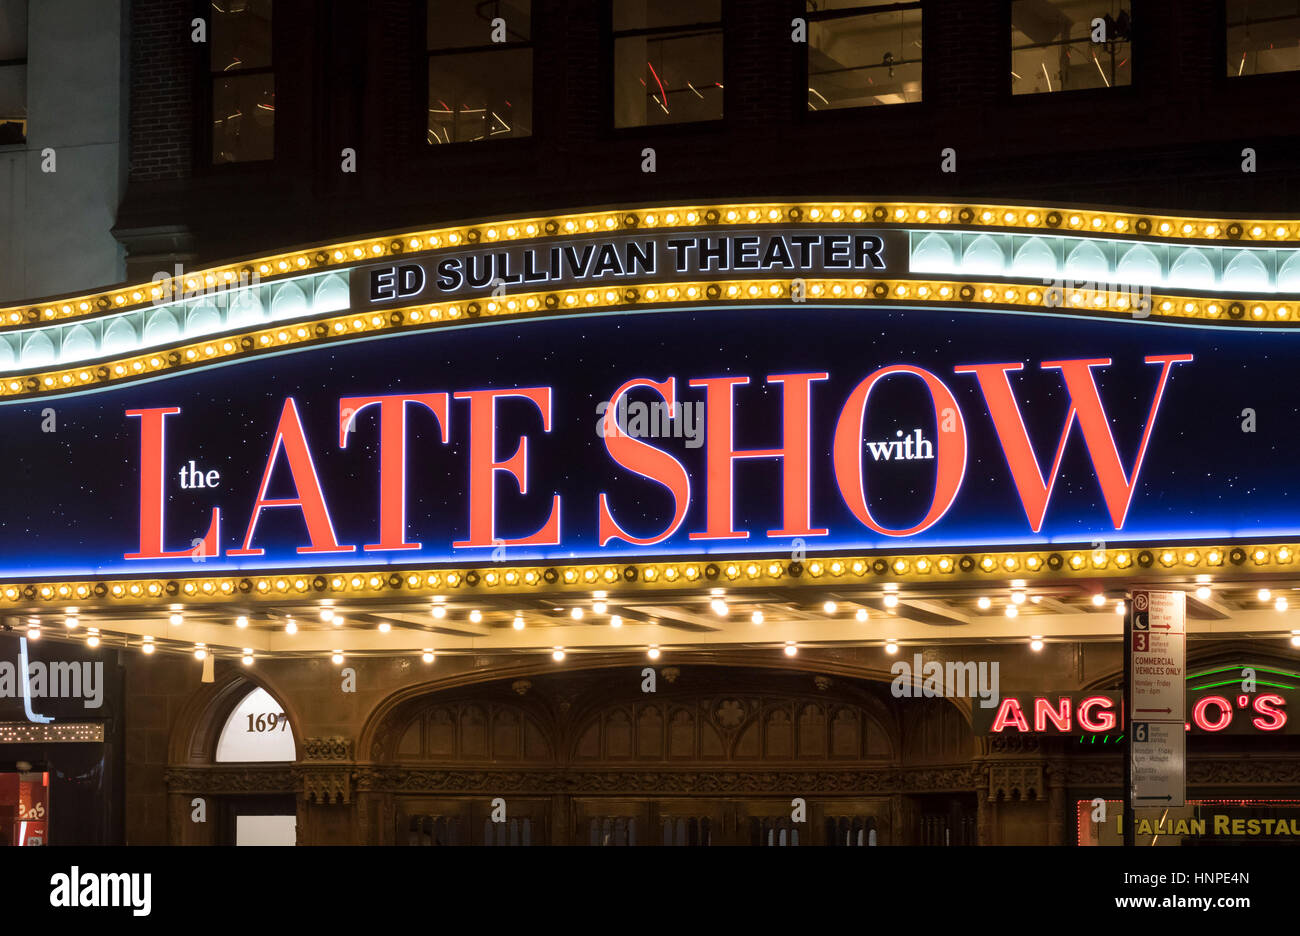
[1127,590,1187,809]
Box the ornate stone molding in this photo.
[988,762,1043,801]
[301,736,354,762]
[165,766,295,794]
[354,764,976,795]
[295,765,353,804]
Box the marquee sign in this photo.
[2,201,1300,589]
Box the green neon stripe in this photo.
[1187,664,1300,681]
[1188,679,1298,691]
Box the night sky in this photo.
[0,303,1291,577]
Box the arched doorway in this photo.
[359,664,975,845]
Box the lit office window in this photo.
[0,0,27,145]
[1228,1,1300,76]
[613,0,722,128]
[1011,1,1131,94]
[806,1,922,110]
[210,0,274,163]
[427,1,532,144]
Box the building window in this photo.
[805,1,922,110]
[426,1,532,145]
[1228,1,1300,76]
[210,0,274,163]
[0,769,48,846]
[0,0,26,145]
[1011,1,1131,95]
[612,0,723,128]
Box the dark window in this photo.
[426,1,532,144]
[209,0,274,163]
[1228,0,1300,76]
[1011,0,1132,94]
[612,0,723,127]
[0,0,27,145]
[805,1,922,110]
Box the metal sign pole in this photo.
[1123,591,1134,847]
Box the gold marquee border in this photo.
[5,198,1300,331]
[2,542,1295,612]
[2,274,1298,402]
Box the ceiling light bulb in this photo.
[142,642,156,655]
[1277,596,1289,612]
[378,622,391,633]
[1292,634,1300,647]
[1012,590,1026,605]
[977,596,991,610]
[241,654,253,665]
[751,610,764,625]
[320,608,335,622]
[570,607,583,620]
[1091,593,1106,606]
[552,647,565,662]
[609,615,622,628]
[884,641,898,655]
[823,600,837,614]
[194,647,207,661]
[1195,585,1211,600]
[647,646,660,660]
[1259,588,1272,602]
[470,609,483,623]
[513,615,525,630]
[26,625,40,640]
[169,613,183,626]
[855,608,868,622]
[65,616,78,629]
[783,642,798,656]
[422,650,435,663]
[711,598,729,616]
[431,605,447,619]
[285,620,298,635]
[235,615,249,628]
[1030,638,1044,652]
[331,651,344,665]
[593,601,607,614]
[87,635,100,648]
[1005,604,1019,618]
[1114,600,1126,615]
[883,594,899,608]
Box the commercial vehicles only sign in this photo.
[1129,590,1186,807]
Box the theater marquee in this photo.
[2,200,1300,632]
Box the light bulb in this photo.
[65,616,78,629]
[378,622,391,633]
[1115,600,1126,615]
[1091,593,1106,606]
[285,620,298,635]
[1005,604,1019,618]
[711,598,729,616]
[87,635,99,648]
[751,610,764,625]
[855,608,868,622]
[431,605,447,619]
[883,594,899,608]
[1195,585,1211,600]
[169,613,183,626]
[1277,596,1289,612]
[1012,591,1026,605]
[331,651,344,665]
[320,608,335,622]
[570,607,584,620]
[513,615,525,630]
[470,609,482,623]
[422,650,435,663]
[235,615,249,628]
[1030,638,1044,652]
[884,641,899,655]
[823,601,837,614]
[647,646,660,660]
[593,601,607,614]
[142,642,156,655]
[194,647,207,661]
[26,625,40,640]
[552,647,565,661]
[1259,588,1273,602]
[977,596,991,610]
[610,615,622,628]
[241,653,253,666]
[783,642,798,656]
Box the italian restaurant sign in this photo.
[0,230,1295,578]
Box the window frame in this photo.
[194,0,278,172]
[1004,0,1141,102]
[605,0,727,133]
[421,0,537,148]
[1221,0,1300,83]
[800,0,925,116]
[0,0,28,148]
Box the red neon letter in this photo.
[956,354,1191,531]
[1253,693,1287,732]
[688,373,828,540]
[1034,696,1072,732]
[990,698,1030,732]
[339,394,450,552]
[230,398,353,556]
[1077,696,1117,732]
[831,365,967,536]
[598,378,692,546]
[452,387,560,548]
[1192,695,1233,732]
[124,407,220,561]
